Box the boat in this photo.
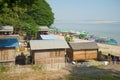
[74,31,90,39]
[104,38,117,45]
[95,37,117,45]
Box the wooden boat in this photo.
[95,38,117,45]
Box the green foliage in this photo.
[65,36,73,42]
[0,0,54,37]
[28,0,54,26]
[0,66,9,73]
[31,65,45,72]
[65,74,120,80]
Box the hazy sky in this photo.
[46,0,120,21]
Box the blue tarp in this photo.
[0,38,19,48]
[40,34,56,40]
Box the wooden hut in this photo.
[37,26,50,39]
[30,39,69,70]
[0,26,13,35]
[0,38,19,65]
[67,42,98,61]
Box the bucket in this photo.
[104,61,109,65]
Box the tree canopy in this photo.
[0,0,54,37]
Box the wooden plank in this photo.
[74,50,85,55]
[72,50,98,61]
[86,50,97,59]
[73,51,86,60]
[73,54,86,60]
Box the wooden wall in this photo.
[0,48,15,63]
[67,49,98,61]
[32,49,66,70]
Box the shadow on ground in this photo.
[62,64,120,80]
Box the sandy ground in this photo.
[97,43,120,56]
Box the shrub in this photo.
[0,66,9,73]
[31,65,43,71]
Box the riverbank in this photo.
[98,43,120,56]
[55,34,120,56]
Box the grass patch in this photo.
[65,74,120,80]
[0,66,9,73]
[31,65,47,73]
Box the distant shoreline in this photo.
[53,22,120,45]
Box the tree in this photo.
[0,0,54,38]
[28,0,54,26]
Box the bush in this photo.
[0,66,9,73]
[65,36,73,42]
[31,65,43,71]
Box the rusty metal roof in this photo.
[69,42,98,50]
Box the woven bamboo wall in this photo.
[33,49,66,70]
[44,63,65,70]
[35,57,65,64]
[0,48,15,62]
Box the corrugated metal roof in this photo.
[40,34,56,40]
[30,39,69,50]
[39,27,50,31]
[0,35,20,40]
[0,26,13,32]
[69,42,98,50]
[0,38,19,48]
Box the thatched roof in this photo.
[69,42,98,50]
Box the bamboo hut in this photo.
[67,42,98,61]
[0,38,19,65]
[30,39,69,70]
